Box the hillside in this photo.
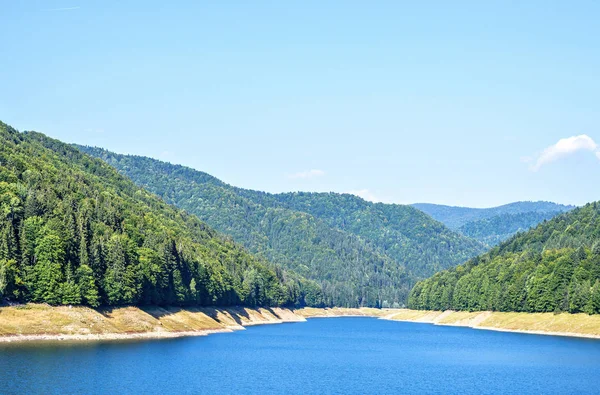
[409,202,600,314]
[458,211,564,246]
[77,147,486,307]
[0,121,321,308]
[413,201,574,245]
[239,191,486,277]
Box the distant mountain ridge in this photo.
[412,201,575,246]
[77,146,487,307]
[412,201,575,229]
[409,201,600,315]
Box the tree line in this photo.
[78,147,488,307]
[409,203,600,314]
[458,211,565,246]
[0,122,323,308]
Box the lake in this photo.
[2,317,600,394]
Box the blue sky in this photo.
[1,1,598,207]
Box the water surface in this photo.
[2,317,600,394]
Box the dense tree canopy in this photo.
[459,211,565,246]
[409,203,600,314]
[78,147,486,307]
[413,201,574,230]
[0,121,322,308]
[413,202,574,246]
[244,191,486,277]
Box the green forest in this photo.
[0,121,323,308]
[77,146,486,307]
[459,211,565,246]
[237,191,486,278]
[4,120,595,314]
[413,201,574,245]
[413,201,574,229]
[409,203,600,314]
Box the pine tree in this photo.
[77,264,100,307]
[568,279,590,313]
[0,259,17,299]
[586,280,600,315]
[33,233,64,304]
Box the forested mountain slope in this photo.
[458,211,564,246]
[238,191,486,277]
[409,202,600,314]
[413,201,574,246]
[413,201,574,229]
[0,121,322,308]
[77,147,486,307]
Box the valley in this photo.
[3,304,600,343]
[1,119,597,340]
[3,3,598,393]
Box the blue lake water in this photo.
[2,317,600,394]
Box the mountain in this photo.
[412,201,575,245]
[409,202,600,314]
[239,191,486,278]
[77,146,487,307]
[458,211,565,246]
[0,121,322,308]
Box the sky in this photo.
[1,1,599,208]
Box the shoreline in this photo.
[0,304,306,344]
[473,325,600,340]
[379,309,600,340]
[295,307,600,340]
[386,316,600,340]
[3,305,600,343]
[0,328,234,344]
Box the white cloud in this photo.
[530,134,600,171]
[288,169,325,179]
[346,189,382,203]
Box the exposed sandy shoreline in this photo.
[472,326,600,340]
[296,307,600,340]
[0,328,234,343]
[0,304,306,344]
[381,309,600,339]
[2,305,600,343]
